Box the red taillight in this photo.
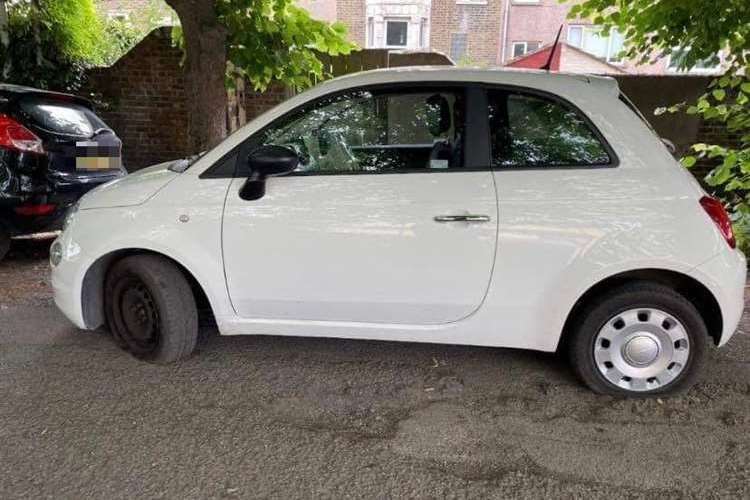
[0,114,44,154]
[13,203,56,216]
[700,196,736,249]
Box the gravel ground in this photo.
[1,240,749,499]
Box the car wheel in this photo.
[568,281,706,396]
[0,226,9,262]
[104,254,198,363]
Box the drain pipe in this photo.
[500,0,511,64]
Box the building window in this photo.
[385,20,408,47]
[568,25,624,63]
[511,41,540,58]
[668,47,721,74]
[449,33,468,61]
[367,17,374,48]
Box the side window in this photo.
[254,88,465,174]
[487,89,611,168]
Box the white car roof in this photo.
[314,66,620,98]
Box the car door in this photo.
[222,84,498,325]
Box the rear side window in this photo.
[487,89,611,168]
[19,98,107,137]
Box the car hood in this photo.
[78,159,181,210]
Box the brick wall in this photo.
[86,28,190,171]
[430,0,503,65]
[337,0,366,46]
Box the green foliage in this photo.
[568,0,750,252]
[98,1,173,65]
[218,0,356,92]
[1,0,105,91]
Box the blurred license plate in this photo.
[76,140,121,170]
[76,156,121,170]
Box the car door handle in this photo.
[434,214,491,223]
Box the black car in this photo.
[0,84,126,260]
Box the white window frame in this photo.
[567,25,625,64]
[384,19,409,49]
[511,42,528,58]
[667,47,722,75]
[511,41,540,58]
[512,0,541,4]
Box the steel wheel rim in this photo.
[115,278,160,353]
[594,308,690,392]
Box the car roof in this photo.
[0,83,93,108]
[314,66,620,98]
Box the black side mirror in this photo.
[240,145,299,201]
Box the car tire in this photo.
[568,281,706,396]
[104,254,198,363]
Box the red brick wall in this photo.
[336,0,366,46]
[86,29,291,171]
[86,28,190,171]
[430,0,503,66]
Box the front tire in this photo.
[105,255,198,363]
[568,282,706,396]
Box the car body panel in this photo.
[223,172,498,324]
[51,67,746,352]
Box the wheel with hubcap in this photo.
[105,254,198,363]
[569,282,706,396]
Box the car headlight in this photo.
[50,240,63,267]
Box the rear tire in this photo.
[568,281,706,396]
[105,255,198,363]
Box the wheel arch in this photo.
[558,268,723,350]
[80,248,215,330]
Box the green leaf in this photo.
[712,89,726,101]
[681,156,697,168]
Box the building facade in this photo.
[299,0,723,75]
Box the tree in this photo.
[99,1,171,66]
[568,0,750,247]
[0,0,104,91]
[163,0,354,152]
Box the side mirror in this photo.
[240,145,299,201]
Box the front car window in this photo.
[255,87,465,174]
[488,89,611,168]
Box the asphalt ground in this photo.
[1,239,749,498]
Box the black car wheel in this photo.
[105,254,198,363]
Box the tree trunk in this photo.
[164,0,228,152]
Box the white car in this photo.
[51,67,746,396]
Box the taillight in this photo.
[700,196,736,249]
[0,114,44,154]
[13,203,56,216]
